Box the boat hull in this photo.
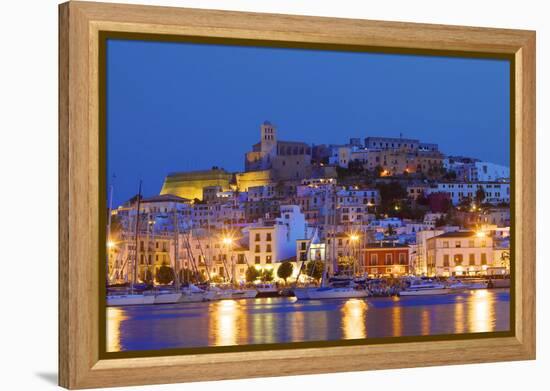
[399,288,449,296]
[179,292,208,303]
[154,293,182,304]
[295,287,369,300]
[107,294,155,306]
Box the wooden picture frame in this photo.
[59,1,536,389]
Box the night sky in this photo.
[107,39,510,206]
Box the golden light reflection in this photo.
[391,297,402,337]
[106,307,128,352]
[341,299,367,339]
[469,289,492,332]
[454,298,465,334]
[210,300,244,346]
[421,309,431,335]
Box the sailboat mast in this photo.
[173,207,181,289]
[106,183,114,286]
[320,185,330,287]
[132,180,142,294]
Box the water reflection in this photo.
[469,289,493,332]
[106,306,127,352]
[391,298,402,337]
[341,299,367,339]
[209,300,244,346]
[106,289,510,352]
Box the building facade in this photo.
[425,231,494,277]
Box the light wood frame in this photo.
[59,1,536,389]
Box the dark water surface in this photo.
[107,289,510,352]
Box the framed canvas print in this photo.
[58,1,536,389]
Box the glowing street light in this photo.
[107,240,116,249]
[349,234,359,242]
[222,236,234,246]
[476,230,486,238]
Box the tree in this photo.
[277,261,294,284]
[261,269,274,282]
[156,265,174,285]
[305,260,324,282]
[143,269,153,284]
[245,266,260,283]
[475,188,486,205]
[179,268,194,283]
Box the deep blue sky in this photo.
[107,39,510,206]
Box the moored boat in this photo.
[255,283,280,297]
[399,280,448,296]
[305,286,369,300]
[107,293,156,306]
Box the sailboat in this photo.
[107,181,157,306]
[294,185,369,300]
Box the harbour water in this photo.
[107,288,510,352]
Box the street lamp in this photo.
[107,240,116,249]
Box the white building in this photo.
[246,205,311,276]
[328,145,352,168]
[426,231,494,277]
[426,182,510,205]
[473,162,510,181]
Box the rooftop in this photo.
[141,194,191,204]
[433,231,476,238]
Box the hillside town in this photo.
[107,121,511,289]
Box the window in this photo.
[338,239,343,246]
[266,244,272,253]
[301,242,307,250]
[454,254,463,266]
[468,240,475,247]
[140,254,144,265]
[443,254,450,267]
[481,253,487,265]
[255,245,261,253]
[266,255,272,264]
[469,253,475,265]
[237,254,245,264]
[399,253,406,265]
[370,254,378,266]
[266,233,272,241]
[140,241,144,251]
[443,241,449,248]
[255,233,261,241]
[481,240,487,247]
[385,253,393,265]
[255,256,260,264]
[455,241,462,248]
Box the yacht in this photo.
[178,284,211,302]
[305,286,369,300]
[399,280,449,296]
[447,278,488,292]
[209,286,258,300]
